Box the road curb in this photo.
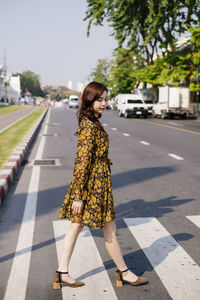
[0,107,48,204]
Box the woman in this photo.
[53,82,148,289]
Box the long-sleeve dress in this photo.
[59,117,115,229]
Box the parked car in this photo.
[108,99,117,110]
[132,88,155,115]
[62,98,68,104]
[116,94,148,118]
[143,100,155,115]
[20,97,29,105]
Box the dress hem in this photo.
[59,215,115,230]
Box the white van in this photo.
[68,95,79,108]
[133,88,155,115]
[116,94,148,118]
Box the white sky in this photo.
[0,0,117,89]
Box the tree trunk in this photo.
[153,85,159,103]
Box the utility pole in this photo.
[2,48,8,102]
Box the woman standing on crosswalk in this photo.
[53,81,148,289]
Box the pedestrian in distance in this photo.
[53,81,148,289]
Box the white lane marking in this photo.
[103,123,108,126]
[53,221,117,300]
[123,133,130,136]
[140,141,150,146]
[37,123,49,159]
[111,128,117,131]
[3,111,50,300]
[3,167,40,300]
[186,216,200,229]
[167,122,184,127]
[124,217,200,300]
[168,153,184,160]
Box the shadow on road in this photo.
[77,232,193,280]
[0,161,195,266]
[0,164,180,234]
[111,166,177,188]
[115,196,193,220]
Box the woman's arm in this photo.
[72,122,96,201]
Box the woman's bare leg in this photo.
[103,221,139,282]
[57,222,83,283]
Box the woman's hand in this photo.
[72,200,84,215]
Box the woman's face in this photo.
[92,90,108,116]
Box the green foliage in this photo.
[90,58,113,86]
[61,92,70,99]
[85,0,199,63]
[85,1,200,92]
[140,26,200,91]
[109,48,139,96]
[189,26,200,91]
[13,71,43,96]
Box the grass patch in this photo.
[0,105,28,116]
[0,107,46,169]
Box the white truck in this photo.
[116,94,148,118]
[153,86,191,119]
[68,95,79,108]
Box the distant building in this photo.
[0,65,6,102]
[0,65,21,104]
[67,80,73,90]
[76,81,85,92]
[7,75,21,104]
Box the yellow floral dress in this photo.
[59,117,115,229]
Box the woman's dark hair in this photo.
[77,81,108,127]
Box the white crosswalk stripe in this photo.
[53,220,118,300]
[186,215,200,229]
[4,215,200,299]
[124,217,200,300]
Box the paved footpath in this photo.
[0,106,38,133]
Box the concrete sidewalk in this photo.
[0,106,38,133]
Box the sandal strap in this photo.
[117,268,129,273]
[56,271,68,274]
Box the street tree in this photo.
[109,48,141,96]
[90,58,113,86]
[13,71,43,96]
[134,26,200,91]
[85,0,199,65]
[85,0,199,94]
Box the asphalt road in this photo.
[0,107,200,300]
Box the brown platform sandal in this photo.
[116,268,148,287]
[53,271,85,289]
